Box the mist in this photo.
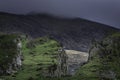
[0,0,120,28]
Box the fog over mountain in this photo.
[0,12,119,52]
[0,0,120,28]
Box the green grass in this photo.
[0,36,61,80]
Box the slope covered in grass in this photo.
[0,36,63,80]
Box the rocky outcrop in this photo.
[65,50,89,75]
[42,48,68,77]
[5,52,22,75]
[0,35,23,75]
[42,49,89,77]
[56,48,68,77]
[88,33,120,79]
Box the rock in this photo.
[56,48,68,77]
[88,33,120,79]
[43,48,68,77]
[65,50,89,75]
[0,34,23,75]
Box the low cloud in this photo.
[0,0,120,28]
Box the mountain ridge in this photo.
[0,12,119,52]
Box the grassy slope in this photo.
[0,36,61,80]
[72,32,120,80]
[74,54,101,80]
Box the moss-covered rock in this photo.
[0,34,23,75]
[75,32,120,80]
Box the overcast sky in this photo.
[0,0,120,28]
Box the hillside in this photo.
[74,32,120,80]
[0,32,120,80]
[0,12,119,52]
[0,34,68,80]
[0,12,120,80]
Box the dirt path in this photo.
[65,50,89,75]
